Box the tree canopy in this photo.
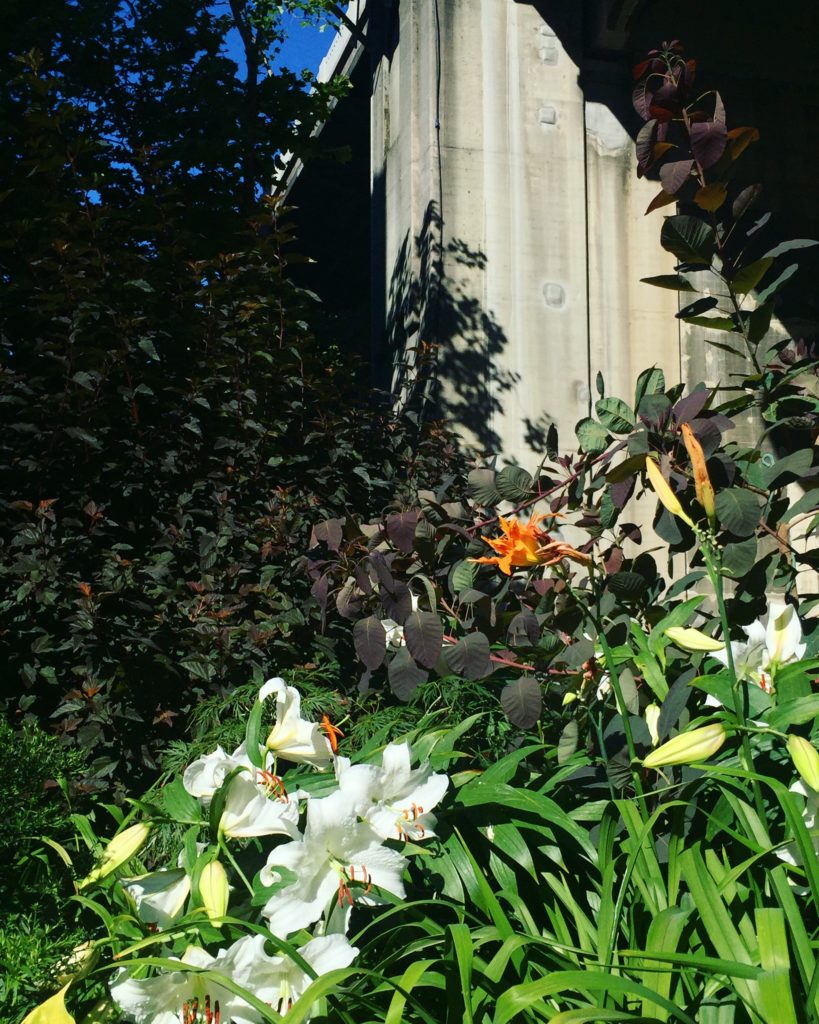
[0,0,460,789]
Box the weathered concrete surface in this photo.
[369,0,681,462]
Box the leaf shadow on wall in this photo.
[380,200,519,454]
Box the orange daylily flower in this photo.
[470,513,591,576]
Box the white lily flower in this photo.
[595,672,612,702]
[183,738,301,841]
[219,769,301,840]
[708,598,806,706]
[380,618,406,647]
[261,678,332,768]
[183,744,255,806]
[260,789,407,936]
[122,867,191,929]
[110,936,267,1024]
[253,933,358,1017]
[336,741,448,841]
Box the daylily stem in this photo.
[595,623,648,813]
[574,566,648,816]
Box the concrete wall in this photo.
[369,0,682,463]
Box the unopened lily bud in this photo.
[642,724,726,769]
[79,822,151,889]
[787,735,819,792]
[54,940,99,986]
[562,691,578,707]
[645,704,661,747]
[681,423,716,527]
[199,859,229,924]
[645,457,694,528]
[665,626,725,652]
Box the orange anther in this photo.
[321,714,344,753]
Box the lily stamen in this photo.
[257,770,288,801]
[337,876,353,907]
[181,996,218,1024]
[320,714,344,753]
[336,863,372,905]
[396,803,427,839]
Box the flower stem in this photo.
[219,836,254,897]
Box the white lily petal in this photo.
[259,677,287,703]
[182,746,234,805]
[381,618,405,647]
[121,868,190,928]
[220,773,301,840]
[743,620,767,645]
[766,600,806,666]
[261,864,338,937]
[299,933,358,977]
[265,683,332,768]
[335,763,381,816]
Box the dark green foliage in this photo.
[0,1,463,791]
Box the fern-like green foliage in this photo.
[0,719,88,1017]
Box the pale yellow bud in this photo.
[78,822,151,889]
[665,626,725,652]
[645,456,694,528]
[645,703,661,747]
[199,859,229,924]
[787,735,819,792]
[562,692,578,707]
[21,984,75,1024]
[642,724,726,769]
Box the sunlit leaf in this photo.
[694,182,728,211]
